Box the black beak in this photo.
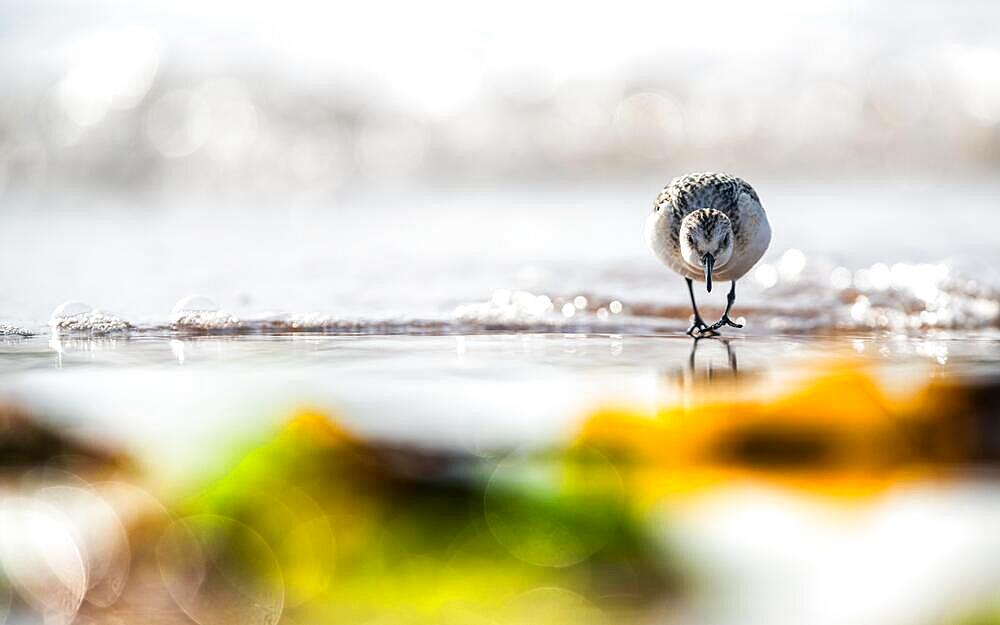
[703,253,714,293]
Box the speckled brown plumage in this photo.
[653,172,760,247]
[646,171,770,284]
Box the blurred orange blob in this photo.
[576,360,976,502]
[281,407,361,448]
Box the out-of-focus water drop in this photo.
[851,296,871,324]
[869,263,891,291]
[36,485,131,608]
[57,27,160,129]
[158,515,284,625]
[0,498,88,625]
[779,249,806,280]
[831,267,852,290]
[484,447,624,568]
[755,264,778,289]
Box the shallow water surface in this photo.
[1,332,998,473]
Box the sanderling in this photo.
[645,172,771,336]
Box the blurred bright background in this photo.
[3,0,1000,203]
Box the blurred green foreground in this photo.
[2,357,1000,625]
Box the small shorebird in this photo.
[645,172,771,337]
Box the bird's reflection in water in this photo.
[689,336,738,378]
[670,337,740,396]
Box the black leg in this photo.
[685,278,717,337]
[708,281,743,331]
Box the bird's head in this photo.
[679,208,734,292]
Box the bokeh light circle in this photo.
[484,447,624,568]
[499,586,607,625]
[0,496,88,625]
[92,481,170,528]
[202,483,335,608]
[37,485,131,608]
[157,515,284,625]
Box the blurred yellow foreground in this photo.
[2,357,999,625]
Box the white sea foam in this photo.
[453,290,556,325]
[445,257,1000,334]
[0,322,33,336]
[170,296,243,332]
[20,255,1000,338]
[49,302,131,335]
